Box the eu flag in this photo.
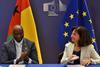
[58,0,98,52]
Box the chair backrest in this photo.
[58,52,63,63]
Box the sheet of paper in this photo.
[9,65,25,67]
[67,65,85,67]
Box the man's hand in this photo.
[16,52,28,64]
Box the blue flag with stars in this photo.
[58,0,98,52]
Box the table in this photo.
[0,64,100,67]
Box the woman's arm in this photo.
[90,45,100,64]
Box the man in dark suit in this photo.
[0,25,38,64]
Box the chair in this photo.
[58,52,63,63]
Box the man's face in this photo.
[13,28,24,42]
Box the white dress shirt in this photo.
[14,39,32,64]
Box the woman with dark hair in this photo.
[61,26,100,65]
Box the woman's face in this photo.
[71,30,80,43]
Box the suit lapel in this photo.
[10,40,17,58]
[22,39,25,52]
[22,39,28,52]
[22,39,30,55]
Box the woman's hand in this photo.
[80,58,91,66]
[69,55,79,61]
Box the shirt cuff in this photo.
[61,58,70,64]
[14,58,24,64]
[91,58,96,64]
[28,58,32,63]
[14,59,17,64]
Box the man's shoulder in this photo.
[23,38,33,43]
[2,39,14,48]
[23,38,35,45]
[4,39,14,45]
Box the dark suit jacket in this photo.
[0,38,38,64]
